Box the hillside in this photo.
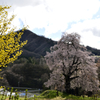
[0,29,56,88]
[18,29,57,58]
[86,46,100,56]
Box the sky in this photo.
[1,0,100,49]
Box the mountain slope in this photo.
[86,46,100,56]
[17,29,57,58]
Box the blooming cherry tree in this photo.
[44,33,99,93]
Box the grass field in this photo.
[28,90,100,100]
[1,89,100,100]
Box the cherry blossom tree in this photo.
[44,32,99,94]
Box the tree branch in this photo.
[70,76,79,81]
[70,67,81,76]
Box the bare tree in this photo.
[44,33,99,93]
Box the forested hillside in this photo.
[18,29,57,58]
[86,46,100,56]
[0,29,56,88]
[0,57,50,88]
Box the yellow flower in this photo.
[0,5,28,68]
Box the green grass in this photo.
[29,90,100,100]
[0,94,26,100]
[1,89,100,100]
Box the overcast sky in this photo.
[1,0,100,49]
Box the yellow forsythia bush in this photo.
[0,5,27,69]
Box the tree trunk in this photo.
[56,90,58,96]
[65,82,71,94]
[65,75,71,94]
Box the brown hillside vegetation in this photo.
[18,29,57,58]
